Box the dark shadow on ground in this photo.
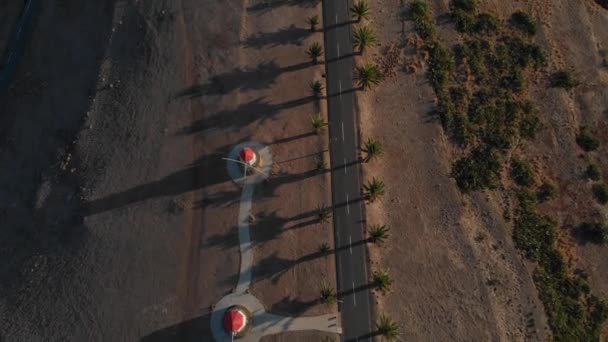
[326,86,360,98]
[139,311,212,342]
[84,140,249,216]
[345,330,382,342]
[322,20,356,32]
[337,282,375,299]
[324,52,357,64]
[178,96,316,135]
[247,0,320,13]
[270,295,321,315]
[268,131,317,146]
[242,24,311,49]
[175,60,313,100]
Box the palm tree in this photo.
[306,42,324,64]
[317,204,332,223]
[372,269,393,292]
[355,63,382,90]
[307,15,320,32]
[316,156,326,172]
[376,314,400,341]
[319,242,331,254]
[350,0,370,22]
[363,177,385,202]
[320,283,337,304]
[353,26,377,54]
[311,113,328,133]
[364,137,383,162]
[310,80,324,98]
[368,224,390,243]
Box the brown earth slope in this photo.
[360,0,608,340]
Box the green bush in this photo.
[436,92,455,131]
[425,42,454,93]
[519,113,542,139]
[513,201,557,261]
[474,13,501,34]
[576,126,600,151]
[456,39,491,78]
[453,9,475,33]
[550,70,577,89]
[537,182,558,202]
[511,159,535,187]
[578,222,608,244]
[586,164,602,181]
[497,37,546,69]
[592,183,608,204]
[411,1,436,40]
[509,11,537,35]
[452,0,476,13]
[452,147,502,192]
[449,86,470,111]
[501,67,526,92]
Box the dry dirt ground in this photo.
[0,0,336,341]
[0,0,23,61]
[359,0,608,341]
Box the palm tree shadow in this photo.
[177,95,316,135]
[242,24,312,49]
[175,60,314,100]
[247,0,321,13]
[84,141,246,216]
[175,61,282,99]
[270,295,320,315]
[139,311,213,342]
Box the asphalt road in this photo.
[322,1,374,341]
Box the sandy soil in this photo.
[0,0,24,61]
[359,0,608,340]
[1,0,336,341]
[0,0,240,340]
[238,1,337,318]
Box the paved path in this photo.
[321,0,374,341]
[210,142,341,341]
[0,0,37,92]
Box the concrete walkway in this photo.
[210,142,341,341]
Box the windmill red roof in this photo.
[239,147,255,162]
[223,308,245,333]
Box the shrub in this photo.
[474,13,501,34]
[511,159,535,187]
[513,202,557,261]
[586,164,602,181]
[519,114,541,139]
[592,183,608,204]
[411,0,436,40]
[509,11,537,35]
[537,182,558,202]
[452,0,476,13]
[452,147,502,192]
[578,222,608,244]
[498,37,546,69]
[425,42,454,93]
[576,126,600,151]
[550,70,577,89]
[502,67,526,92]
[453,9,475,32]
[436,92,455,131]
